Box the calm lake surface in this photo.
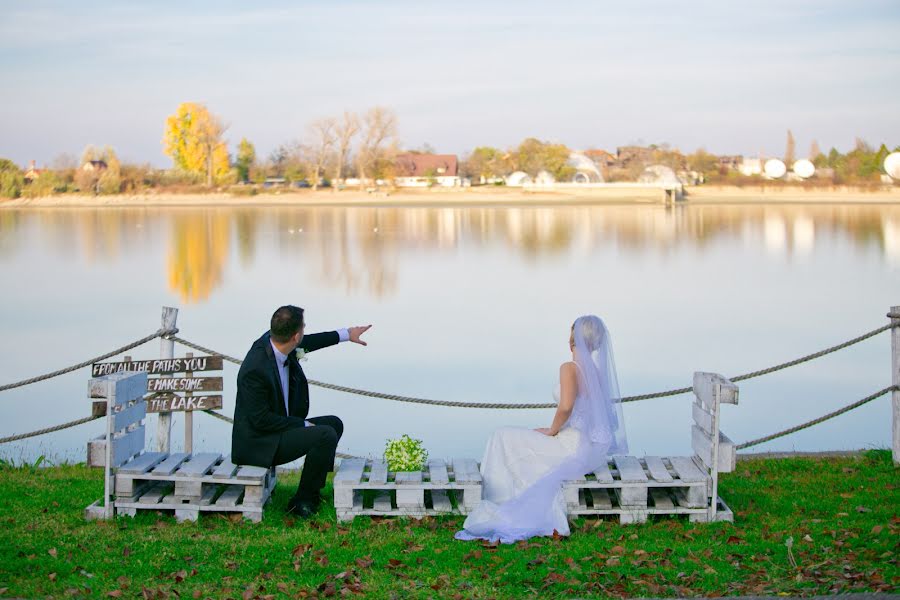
[1,202,898,465]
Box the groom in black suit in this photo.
[231,305,370,518]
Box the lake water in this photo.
[1,202,898,466]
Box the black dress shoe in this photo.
[286,496,319,518]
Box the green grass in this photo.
[0,451,896,599]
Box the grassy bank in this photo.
[0,451,896,599]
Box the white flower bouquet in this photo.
[383,434,428,472]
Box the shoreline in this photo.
[1,184,899,208]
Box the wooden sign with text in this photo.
[146,393,223,413]
[146,377,223,393]
[91,356,223,377]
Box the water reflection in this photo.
[1,204,899,303]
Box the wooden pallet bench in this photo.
[84,371,276,523]
[113,452,275,523]
[562,371,738,524]
[334,457,482,522]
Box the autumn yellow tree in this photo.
[163,102,231,187]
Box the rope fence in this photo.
[0,318,897,451]
[0,328,177,393]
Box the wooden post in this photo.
[184,352,193,455]
[157,307,178,453]
[891,305,899,465]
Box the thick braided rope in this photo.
[202,409,356,459]
[736,385,897,449]
[0,328,175,393]
[171,320,895,408]
[0,415,101,444]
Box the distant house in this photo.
[615,146,654,168]
[394,153,462,187]
[82,160,108,173]
[583,149,615,168]
[718,155,743,171]
[23,160,44,182]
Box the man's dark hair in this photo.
[270,305,304,343]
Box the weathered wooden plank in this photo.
[692,401,714,435]
[615,486,648,507]
[588,488,613,510]
[234,465,268,481]
[692,426,736,472]
[427,459,449,484]
[113,401,146,432]
[198,485,219,506]
[650,488,675,509]
[175,453,221,478]
[453,458,481,484]
[147,377,223,393]
[368,460,388,485]
[673,487,708,509]
[334,458,367,485]
[151,452,190,475]
[564,473,586,508]
[211,456,238,478]
[430,490,452,512]
[91,356,223,377]
[112,425,144,468]
[669,456,708,483]
[613,456,648,483]
[215,485,244,507]
[593,460,614,483]
[644,456,674,483]
[693,372,739,407]
[137,482,174,505]
[146,394,223,413]
[373,490,392,512]
[395,472,424,508]
[118,451,167,475]
[89,372,148,406]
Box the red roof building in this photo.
[395,153,459,177]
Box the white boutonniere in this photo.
[295,348,308,362]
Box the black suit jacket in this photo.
[231,330,339,467]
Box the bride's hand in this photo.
[534,427,555,436]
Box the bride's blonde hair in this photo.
[574,316,605,351]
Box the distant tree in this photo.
[0,158,24,199]
[75,145,121,194]
[307,117,337,190]
[235,138,256,183]
[687,148,719,178]
[333,111,360,189]
[163,102,230,187]
[356,107,397,186]
[462,146,508,181]
[809,140,822,162]
[785,130,796,166]
[511,138,574,181]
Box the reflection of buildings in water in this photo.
[884,219,900,265]
[167,212,230,303]
[792,216,815,256]
[763,214,787,254]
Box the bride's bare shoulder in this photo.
[559,361,577,376]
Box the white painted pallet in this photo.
[562,455,716,523]
[334,457,482,523]
[112,452,276,523]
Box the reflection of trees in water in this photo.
[234,209,258,266]
[0,211,26,257]
[167,212,230,303]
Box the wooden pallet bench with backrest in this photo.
[84,367,276,523]
[333,457,482,523]
[562,371,738,524]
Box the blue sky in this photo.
[1,0,899,167]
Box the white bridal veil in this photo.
[455,315,627,543]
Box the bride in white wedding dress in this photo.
[455,315,628,543]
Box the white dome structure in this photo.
[505,171,532,187]
[638,164,679,185]
[764,159,787,179]
[568,152,604,183]
[534,170,555,186]
[792,159,815,179]
[884,152,900,180]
